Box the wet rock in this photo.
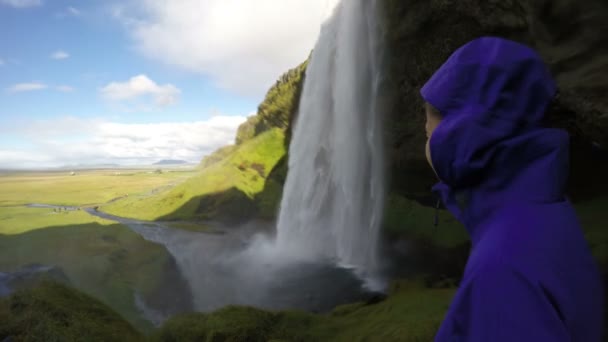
[381,0,608,203]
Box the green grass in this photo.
[307,281,453,341]
[384,194,608,255]
[0,207,172,332]
[0,281,144,342]
[103,129,287,221]
[0,169,196,207]
[383,194,468,248]
[152,280,454,342]
[0,206,114,235]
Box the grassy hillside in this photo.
[0,207,174,332]
[103,129,286,222]
[0,282,143,342]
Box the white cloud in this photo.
[56,85,75,92]
[6,83,75,93]
[67,6,80,15]
[0,115,247,169]
[0,0,41,8]
[114,0,340,98]
[100,74,180,107]
[50,50,70,60]
[7,82,48,92]
[0,58,4,66]
[56,6,81,18]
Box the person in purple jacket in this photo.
[421,37,604,341]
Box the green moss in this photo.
[0,281,143,342]
[236,60,308,145]
[236,116,260,145]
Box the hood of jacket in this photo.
[420,37,567,238]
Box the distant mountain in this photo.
[153,160,188,165]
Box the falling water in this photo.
[276,0,386,282]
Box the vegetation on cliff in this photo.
[236,61,308,145]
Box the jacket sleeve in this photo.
[437,265,569,342]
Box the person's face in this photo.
[425,104,442,170]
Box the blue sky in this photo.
[0,0,338,168]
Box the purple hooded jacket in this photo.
[421,37,604,341]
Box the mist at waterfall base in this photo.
[90,0,389,323]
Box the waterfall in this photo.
[276,0,386,281]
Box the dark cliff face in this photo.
[381,0,608,203]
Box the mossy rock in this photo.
[0,281,143,342]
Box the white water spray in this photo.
[276,0,386,282]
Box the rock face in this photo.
[381,0,608,203]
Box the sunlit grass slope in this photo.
[0,206,113,235]
[103,129,286,221]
